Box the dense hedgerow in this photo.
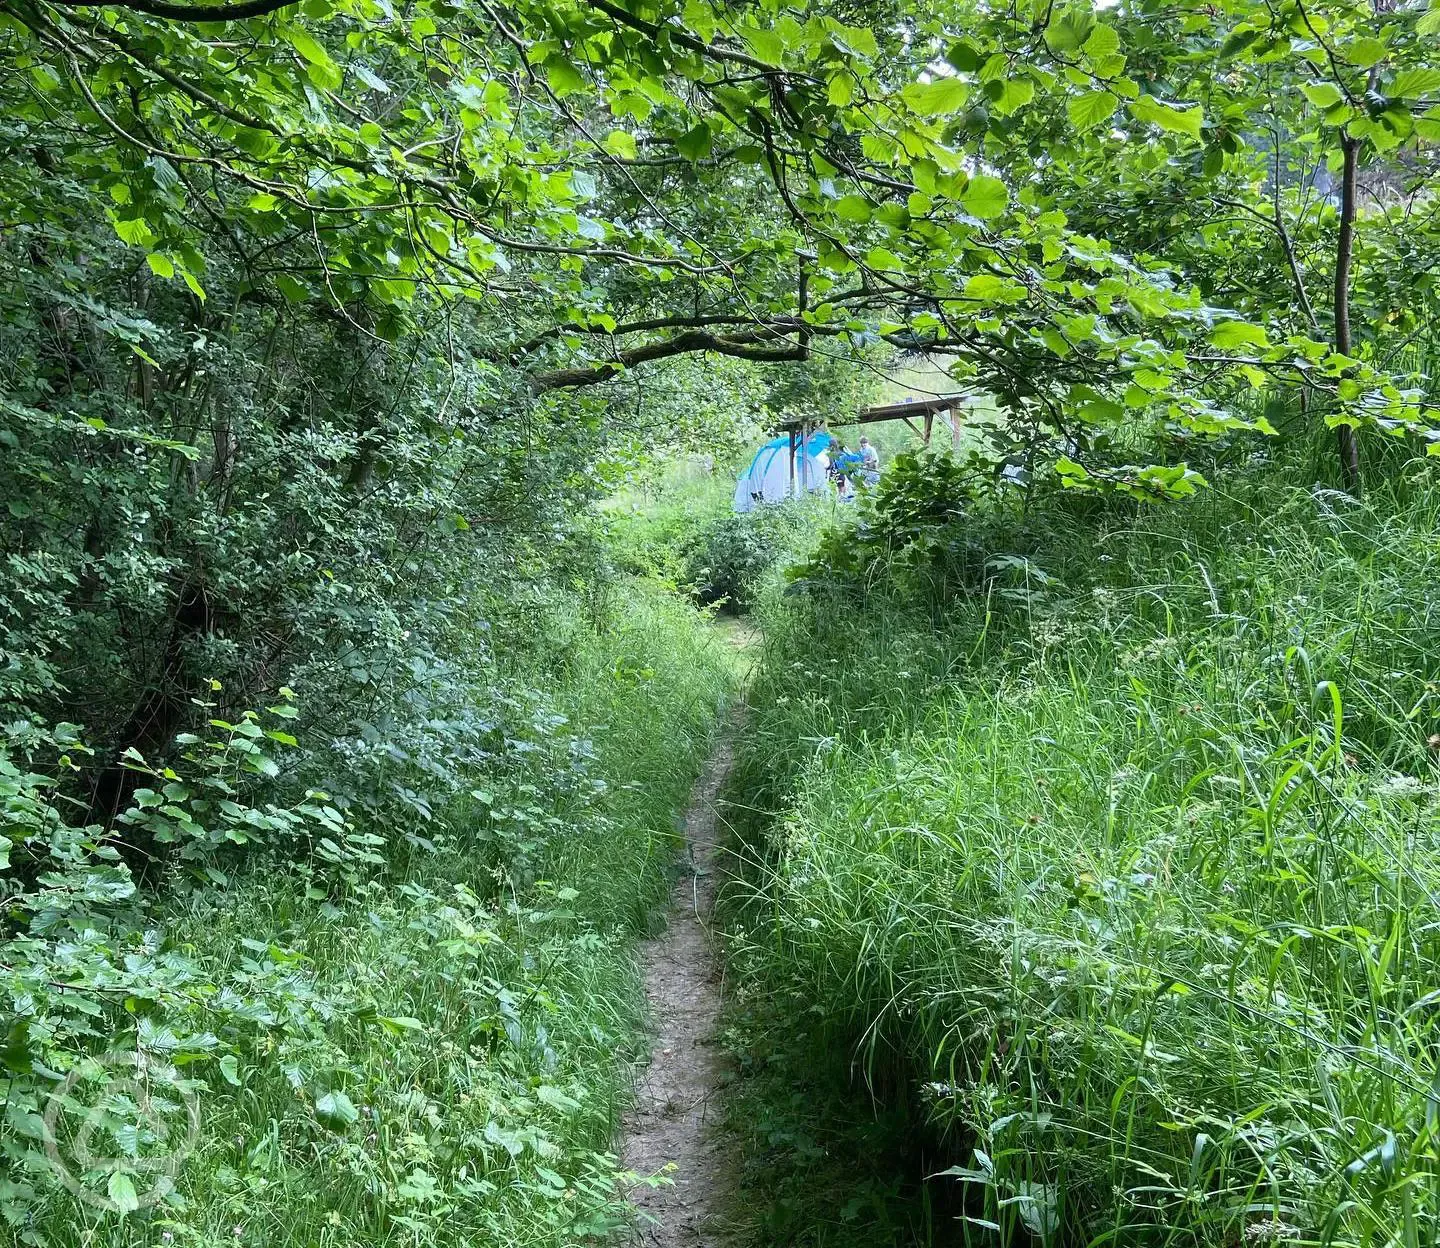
[605,473,830,615]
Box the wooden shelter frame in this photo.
[775,395,968,489]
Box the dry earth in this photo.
[621,719,740,1247]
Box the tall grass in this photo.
[723,466,1440,1246]
[26,585,734,1248]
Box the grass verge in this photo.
[17,586,734,1248]
[720,467,1440,1246]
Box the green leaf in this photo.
[545,58,587,98]
[901,76,970,117]
[964,273,1027,304]
[536,1084,582,1111]
[1219,26,1261,60]
[833,194,872,223]
[1210,320,1269,350]
[0,1019,30,1072]
[865,246,904,272]
[1045,12,1094,54]
[146,253,175,279]
[1078,397,1124,422]
[827,71,855,107]
[108,1172,139,1215]
[1391,68,1440,99]
[287,29,342,91]
[830,23,877,58]
[377,1015,425,1035]
[1127,94,1204,140]
[1082,24,1121,61]
[1301,82,1345,109]
[744,26,784,64]
[219,1054,242,1086]
[946,41,980,73]
[681,0,715,40]
[602,129,638,161]
[1068,90,1117,131]
[275,274,309,303]
[675,124,713,162]
[1345,37,1388,70]
[962,174,1008,220]
[993,77,1035,117]
[113,218,155,248]
[315,1089,360,1127]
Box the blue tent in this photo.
[733,431,832,512]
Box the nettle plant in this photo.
[1,717,302,1219]
[792,450,1004,598]
[117,688,369,871]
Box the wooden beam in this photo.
[775,393,967,436]
[852,394,968,424]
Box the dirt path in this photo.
[622,720,739,1247]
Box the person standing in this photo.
[828,441,861,501]
[859,436,880,487]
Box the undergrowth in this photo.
[7,586,733,1248]
[604,472,832,613]
[721,459,1440,1247]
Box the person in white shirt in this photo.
[858,436,880,487]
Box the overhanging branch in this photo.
[529,322,818,392]
[53,0,296,19]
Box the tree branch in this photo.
[529,322,819,392]
[53,0,296,20]
[581,0,775,73]
[515,314,768,357]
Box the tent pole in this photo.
[788,428,797,499]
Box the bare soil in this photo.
[621,721,739,1247]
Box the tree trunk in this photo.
[88,582,213,827]
[1333,135,1361,491]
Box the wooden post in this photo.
[923,411,933,446]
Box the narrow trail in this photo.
[622,715,741,1247]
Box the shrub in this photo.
[684,504,820,614]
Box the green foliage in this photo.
[758,345,888,431]
[723,456,1440,1246]
[606,472,825,615]
[4,0,1433,496]
[793,450,987,597]
[684,506,821,615]
[2,582,733,1247]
